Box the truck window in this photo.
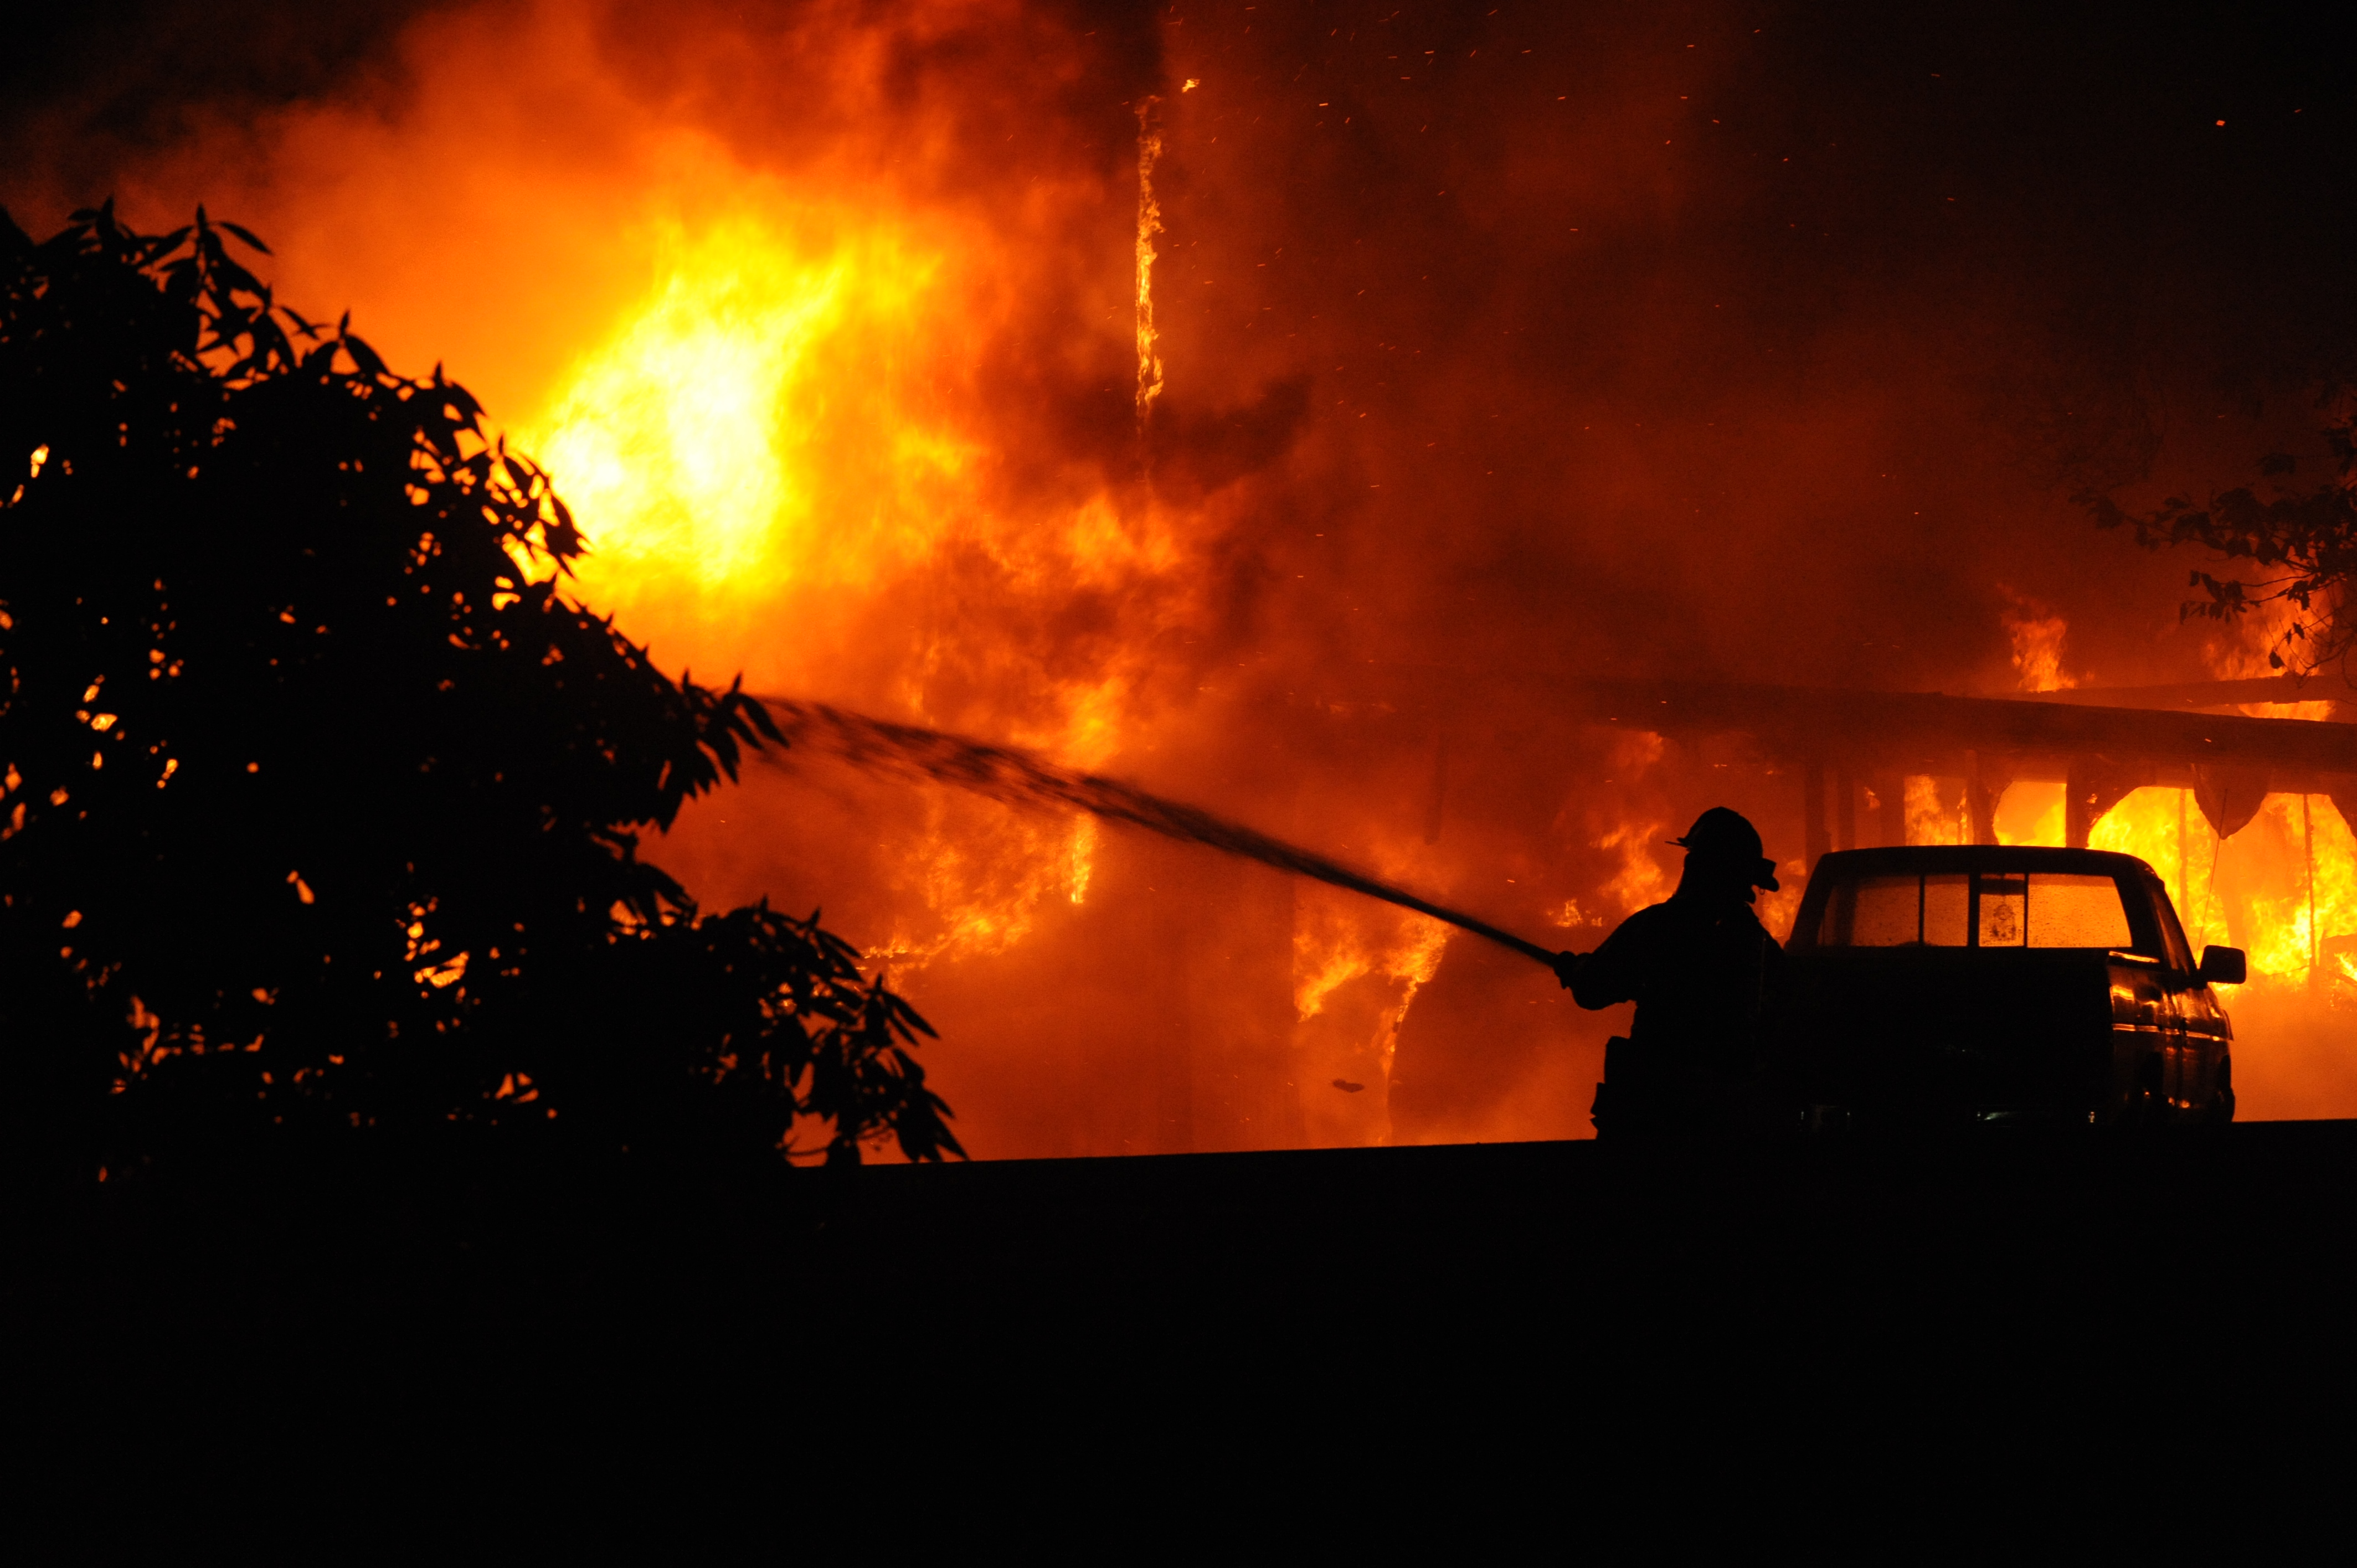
[2026,873,2133,948]
[1924,874,1969,945]
[1814,871,1971,946]
[1814,869,2132,948]
[1821,874,1920,945]
[1979,875,2027,945]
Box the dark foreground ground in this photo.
[9,1124,2357,1492]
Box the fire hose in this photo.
[749,697,1569,969]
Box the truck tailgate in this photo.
[1781,947,2115,1119]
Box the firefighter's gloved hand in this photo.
[1552,951,1583,990]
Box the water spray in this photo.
[750,698,1566,969]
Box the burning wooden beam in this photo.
[1557,680,2357,858]
[1568,680,2357,797]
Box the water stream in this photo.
[750,697,1563,968]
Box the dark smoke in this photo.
[754,698,1562,967]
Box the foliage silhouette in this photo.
[2081,401,2357,679]
[0,204,961,1180]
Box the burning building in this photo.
[8,1,2357,1152]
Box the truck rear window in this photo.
[1816,870,2132,949]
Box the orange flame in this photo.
[2091,786,2357,991]
[2000,590,2077,692]
[1134,99,1167,434]
[1904,774,1967,845]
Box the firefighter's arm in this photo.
[1564,916,1644,1010]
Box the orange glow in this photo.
[1066,816,1098,906]
[868,804,1102,970]
[1550,897,1601,932]
[1292,879,1452,1141]
[2207,598,2339,720]
[1597,818,1672,915]
[1294,891,1448,1024]
[1754,858,1810,942]
[1995,780,2065,846]
[2091,786,2357,990]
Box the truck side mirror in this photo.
[2199,946,2247,986]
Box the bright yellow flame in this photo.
[1905,774,1966,844]
[2236,794,2357,983]
[528,216,950,605]
[2092,787,2357,988]
[513,192,1228,982]
[521,209,1182,718]
[2092,786,2205,925]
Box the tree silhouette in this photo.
[0,204,961,1180]
[2082,401,2357,679]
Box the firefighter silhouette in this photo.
[1556,807,1785,1136]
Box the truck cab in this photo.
[1783,846,2243,1127]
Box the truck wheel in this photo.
[2209,1060,2236,1126]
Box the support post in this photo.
[1835,765,1857,852]
[1870,772,1905,846]
[1804,758,1829,873]
[2177,787,2190,924]
[2306,793,2319,990]
[1966,751,2004,846]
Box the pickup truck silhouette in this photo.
[1782,846,2245,1127]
